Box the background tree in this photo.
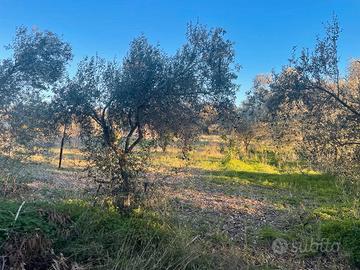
[0,27,72,156]
[264,17,360,178]
[49,80,79,169]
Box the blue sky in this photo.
[0,0,359,101]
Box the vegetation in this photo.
[0,200,212,269]
[0,15,359,270]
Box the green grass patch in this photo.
[321,219,360,268]
[0,199,212,269]
[258,226,290,243]
[202,160,342,206]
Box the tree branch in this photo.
[126,124,143,153]
[310,84,360,119]
[124,125,137,152]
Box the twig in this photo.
[186,235,200,247]
[14,201,25,223]
[1,256,5,270]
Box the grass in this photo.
[1,135,359,269]
[0,200,215,269]
[321,219,360,267]
[151,137,360,268]
[258,226,290,243]
[30,146,87,169]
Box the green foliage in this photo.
[321,220,360,267]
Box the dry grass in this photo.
[31,147,88,169]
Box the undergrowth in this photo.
[0,200,214,269]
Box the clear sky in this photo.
[0,0,359,101]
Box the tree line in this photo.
[0,18,358,208]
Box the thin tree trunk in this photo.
[244,140,250,157]
[58,124,67,169]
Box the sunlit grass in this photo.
[152,135,355,211]
[151,147,185,169]
[30,147,87,169]
[225,159,279,174]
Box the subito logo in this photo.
[272,238,288,254]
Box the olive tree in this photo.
[0,27,72,156]
[266,17,360,178]
[66,24,237,207]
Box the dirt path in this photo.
[21,163,92,200]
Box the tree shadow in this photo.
[199,168,341,203]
